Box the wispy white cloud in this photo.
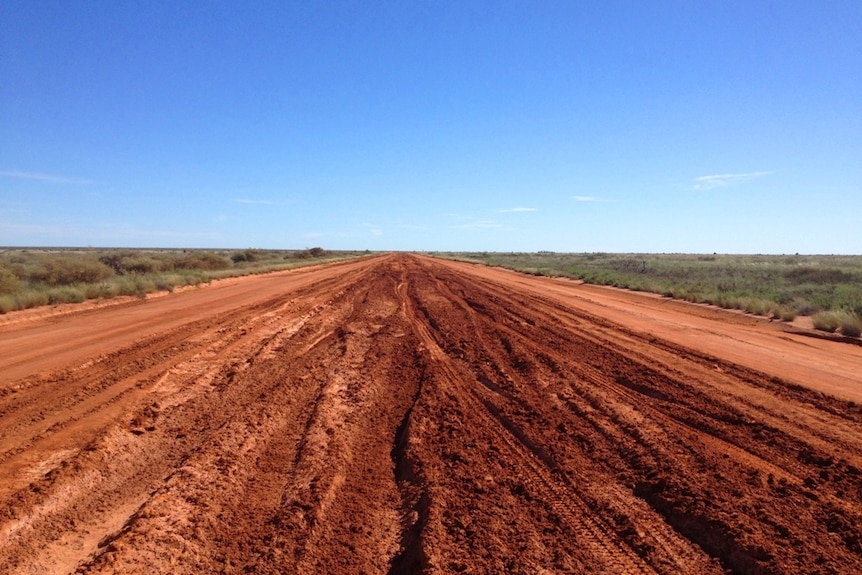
[499,207,537,213]
[693,171,772,191]
[0,170,92,185]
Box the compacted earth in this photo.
[1,253,861,575]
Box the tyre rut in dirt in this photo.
[2,254,861,574]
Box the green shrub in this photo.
[174,252,230,271]
[155,274,190,292]
[99,252,162,274]
[27,257,113,285]
[778,307,797,322]
[123,258,161,274]
[714,294,734,309]
[231,249,261,264]
[839,314,862,338]
[742,298,772,316]
[790,299,819,316]
[0,266,20,294]
[15,290,50,309]
[83,282,118,299]
[812,311,841,333]
[115,277,154,298]
[784,267,857,284]
[814,310,862,337]
[0,295,15,314]
[100,283,121,298]
[292,247,327,259]
[48,286,86,304]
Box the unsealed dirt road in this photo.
[2,254,861,574]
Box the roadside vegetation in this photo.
[433,252,862,338]
[0,247,366,314]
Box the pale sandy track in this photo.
[1,254,860,574]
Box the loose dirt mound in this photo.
[1,254,861,574]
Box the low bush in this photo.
[292,247,328,259]
[714,294,733,309]
[114,277,153,298]
[790,299,819,316]
[784,267,857,284]
[741,298,773,317]
[27,257,113,286]
[0,295,14,314]
[48,286,86,304]
[231,249,262,263]
[812,311,842,333]
[778,307,797,322]
[0,265,19,294]
[174,252,230,271]
[814,310,862,337]
[15,290,50,310]
[84,282,120,299]
[99,252,164,274]
[839,314,862,338]
[154,277,178,293]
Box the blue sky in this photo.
[2,1,860,253]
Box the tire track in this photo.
[398,268,660,574]
[431,263,847,486]
[404,256,862,574]
[2,254,861,575]
[415,264,725,573]
[0,264,378,574]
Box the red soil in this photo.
[1,254,860,574]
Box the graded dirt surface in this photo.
[1,254,861,575]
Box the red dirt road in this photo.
[1,254,861,574]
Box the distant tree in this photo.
[231,249,260,264]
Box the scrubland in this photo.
[0,247,365,313]
[3,249,860,338]
[436,252,862,337]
